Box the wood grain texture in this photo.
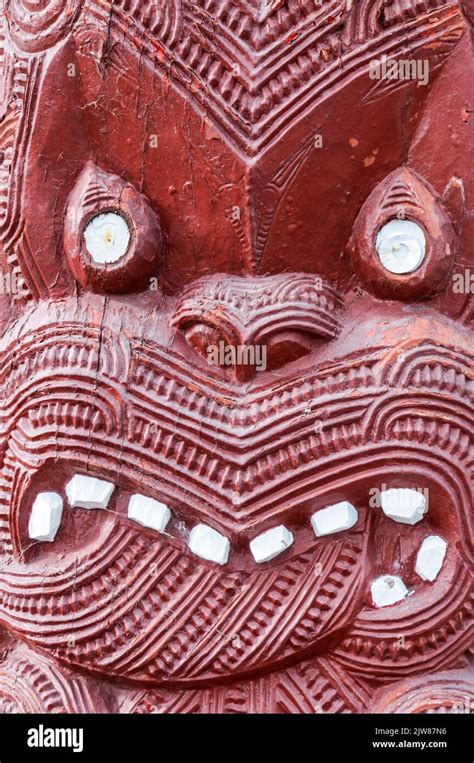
[0,0,472,713]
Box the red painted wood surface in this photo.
[0,0,472,713]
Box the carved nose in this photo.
[172,274,344,381]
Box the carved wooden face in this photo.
[0,0,472,693]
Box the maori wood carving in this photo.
[0,0,472,714]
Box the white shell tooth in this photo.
[249,525,294,563]
[66,474,115,510]
[188,524,230,565]
[371,575,408,608]
[311,501,358,537]
[128,494,171,533]
[415,535,447,582]
[28,492,63,542]
[380,488,426,525]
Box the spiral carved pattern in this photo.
[0,647,104,713]
[6,0,83,52]
[372,670,474,713]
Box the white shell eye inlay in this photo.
[28,492,64,542]
[371,575,408,608]
[84,212,130,264]
[128,494,171,533]
[250,525,294,563]
[66,474,115,510]
[376,219,426,274]
[415,535,447,582]
[380,488,427,525]
[188,523,230,565]
[311,501,358,537]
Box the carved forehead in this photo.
[0,0,468,297]
[70,0,462,153]
[2,0,467,155]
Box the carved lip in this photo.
[1,307,472,539]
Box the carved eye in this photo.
[84,212,131,264]
[65,162,162,294]
[375,219,426,275]
[348,168,456,300]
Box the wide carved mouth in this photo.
[16,462,372,571]
[0,300,471,686]
[0,446,465,688]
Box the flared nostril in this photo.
[263,330,327,372]
[172,273,344,380]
